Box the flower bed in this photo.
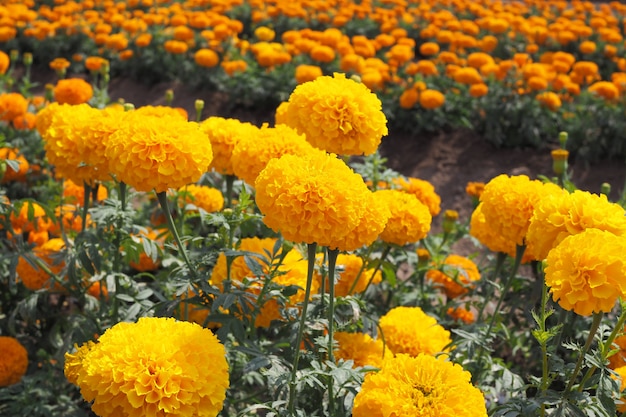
[1,1,626,417]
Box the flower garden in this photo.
[2,0,626,416]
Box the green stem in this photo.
[156,191,196,278]
[477,251,507,322]
[346,245,373,296]
[326,247,339,416]
[361,245,392,296]
[473,244,525,381]
[225,175,235,209]
[288,243,317,415]
[566,312,603,392]
[81,182,91,233]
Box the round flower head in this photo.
[480,174,564,246]
[53,78,93,105]
[105,113,213,192]
[179,184,224,213]
[63,179,108,206]
[133,105,188,121]
[284,72,388,156]
[545,228,626,316]
[352,354,487,417]
[40,103,104,185]
[0,147,29,183]
[128,227,164,272]
[334,331,384,368]
[16,238,66,291]
[10,201,52,234]
[393,176,442,216]
[375,189,432,246]
[526,190,626,260]
[379,306,451,357]
[231,123,316,186]
[426,254,481,298]
[0,92,28,122]
[200,117,259,176]
[255,150,370,249]
[328,190,390,252]
[0,336,28,387]
[64,317,229,417]
[274,101,289,126]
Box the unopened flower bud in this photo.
[443,210,459,234]
[601,182,611,196]
[551,149,569,176]
[558,131,568,148]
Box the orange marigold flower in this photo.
[12,112,36,130]
[392,176,441,216]
[255,150,371,250]
[199,116,259,176]
[426,254,481,298]
[105,113,213,192]
[419,42,440,56]
[0,92,28,122]
[10,201,52,235]
[467,52,494,69]
[294,64,322,84]
[545,229,626,316]
[0,336,28,387]
[231,123,315,186]
[453,67,483,85]
[16,238,66,291]
[334,332,384,368]
[588,81,620,101]
[419,89,445,110]
[0,50,9,75]
[283,72,388,156]
[526,190,626,260]
[178,184,224,213]
[48,204,91,236]
[536,91,562,111]
[49,57,70,72]
[0,147,29,183]
[469,83,489,97]
[194,48,219,68]
[399,88,419,109]
[128,227,164,272]
[375,189,431,246]
[447,306,476,324]
[579,40,596,54]
[164,39,188,54]
[309,44,335,63]
[53,78,93,105]
[254,26,275,42]
[379,306,451,357]
[465,181,485,198]
[64,317,229,417]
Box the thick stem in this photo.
[565,312,603,392]
[326,247,339,415]
[288,243,317,415]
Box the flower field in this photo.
[2,0,626,416]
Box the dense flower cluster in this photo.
[545,229,626,316]
[378,306,451,357]
[375,189,432,246]
[352,354,487,417]
[64,317,229,417]
[526,190,626,260]
[0,336,28,387]
[105,113,213,192]
[255,150,381,250]
[283,73,388,156]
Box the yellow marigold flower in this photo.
[200,117,259,176]
[480,174,563,247]
[194,48,220,68]
[330,190,391,252]
[64,317,229,417]
[133,105,188,121]
[545,229,626,316]
[231,123,315,186]
[447,306,476,324]
[283,72,388,156]
[379,306,451,357]
[0,336,28,387]
[426,254,481,298]
[53,78,93,105]
[392,176,441,216]
[40,103,104,185]
[274,101,289,126]
[375,189,431,246]
[353,353,487,417]
[254,26,275,42]
[16,238,66,291]
[255,150,371,249]
[526,190,626,260]
[334,331,384,368]
[419,89,445,109]
[318,253,382,296]
[179,184,224,213]
[105,114,213,193]
[0,92,28,122]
